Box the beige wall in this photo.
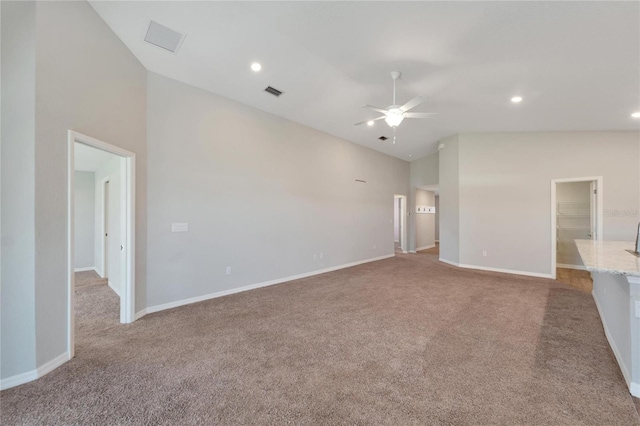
[415,189,436,250]
[74,171,95,269]
[1,0,38,379]
[456,131,640,276]
[146,73,410,308]
[409,151,439,251]
[438,135,460,264]
[1,0,147,381]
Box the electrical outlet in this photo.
[319,253,324,259]
[373,245,377,250]
[313,254,317,260]
[482,250,487,257]
[226,266,232,275]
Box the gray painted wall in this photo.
[408,151,439,252]
[435,196,440,241]
[33,1,146,368]
[1,0,147,382]
[74,171,95,269]
[410,152,439,188]
[146,73,410,308]
[415,189,436,250]
[456,132,640,276]
[438,135,460,264]
[1,0,37,379]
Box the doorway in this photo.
[68,130,136,358]
[551,176,603,280]
[394,195,408,253]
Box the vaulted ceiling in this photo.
[89,1,640,160]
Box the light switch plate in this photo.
[171,223,188,232]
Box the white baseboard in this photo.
[557,263,587,271]
[134,309,148,321]
[630,382,640,398]
[1,352,70,391]
[437,258,552,279]
[108,281,121,297]
[95,268,105,278]
[592,291,638,397]
[74,266,96,272]
[438,258,459,267]
[416,244,436,251]
[144,254,395,315]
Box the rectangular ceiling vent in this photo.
[144,20,185,54]
[265,86,284,97]
[378,136,388,141]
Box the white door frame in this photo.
[100,176,110,279]
[550,176,603,280]
[394,194,408,253]
[67,130,136,357]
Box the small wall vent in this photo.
[378,136,388,141]
[265,86,284,97]
[144,21,185,54]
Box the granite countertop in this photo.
[575,239,640,277]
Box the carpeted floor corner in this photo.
[1,252,639,425]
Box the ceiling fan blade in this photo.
[399,96,426,112]
[363,105,389,114]
[404,112,438,119]
[353,116,386,126]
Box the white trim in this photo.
[0,352,70,391]
[439,258,459,267]
[108,281,121,297]
[438,258,552,278]
[74,266,96,272]
[551,176,603,280]
[416,244,436,251]
[394,194,408,254]
[591,290,639,397]
[99,175,110,280]
[0,370,38,391]
[145,254,395,315]
[134,309,148,321]
[68,130,137,364]
[557,263,588,271]
[631,382,640,398]
[457,263,552,279]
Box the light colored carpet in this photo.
[74,270,108,289]
[2,252,639,425]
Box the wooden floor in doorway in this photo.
[556,268,593,293]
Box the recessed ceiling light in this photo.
[511,96,523,103]
[251,62,262,72]
[367,120,375,126]
[632,112,640,118]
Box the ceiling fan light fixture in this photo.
[384,108,405,127]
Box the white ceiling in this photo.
[75,142,117,172]
[89,1,640,160]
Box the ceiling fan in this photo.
[354,71,437,143]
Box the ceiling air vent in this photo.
[378,136,388,141]
[144,20,185,54]
[265,86,284,97]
